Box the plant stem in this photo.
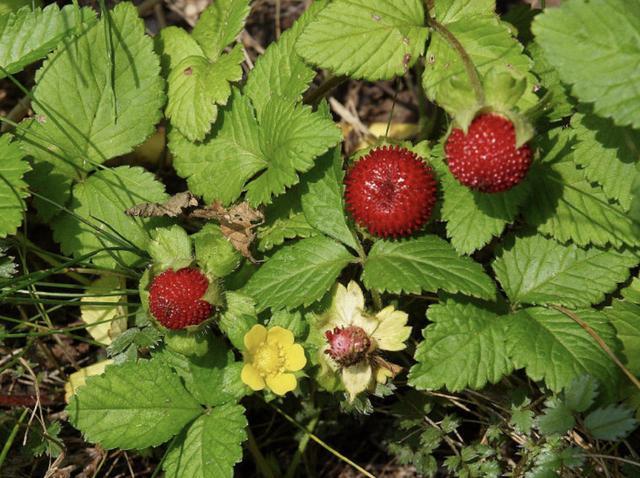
[551,305,640,392]
[303,75,347,105]
[246,427,276,478]
[0,408,28,473]
[270,403,376,478]
[427,17,485,105]
[284,413,320,478]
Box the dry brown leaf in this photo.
[191,201,264,262]
[125,191,198,217]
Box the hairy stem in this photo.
[427,18,485,105]
[303,75,347,105]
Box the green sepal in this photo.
[483,69,527,113]
[164,329,210,358]
[193,223,241,277]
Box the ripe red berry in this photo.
[325,325,371,367]
[344,145,438,238]
[149,267,213,330]
[445,114,532,193]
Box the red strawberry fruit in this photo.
[445,114,532,193]
[344,145,438,238]
[149,267,213,329]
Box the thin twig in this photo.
[270,403,376,478]
[551,305,640,391]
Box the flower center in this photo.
[254,344,285,376]
[325,325,371,367]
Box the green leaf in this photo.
[156,338,246,406]
[605,300,640,376]
[192,0,250,62]
[258,212,316,252]
[528,42,573,121]
[243,235,354,312]
[528,444,585,478]
[297,0,428,81]
[408,300,513,391]
[536,400,576,436]
[523,130,639,248]
[155,26,204,76]
[584,405,637,441]
[532,0,640,128]
[564,375,599,413]
[268,309,308,340]
[170,90,263,206]
[506,307,621,397]
[166,45,244,142]
[244,98,343,206]
[572,110,640,211]
[149,225,193,270]
[433,0,495,23]
[67,359,202,450]
[621,277,640,304]
[23,159,71,222]
[510,406,534,434]
[301,148,358,251]
[0,0,39,17]
[363,235,496,299]
[51,166,168,269]
[423,13,532,118]
[0,135,30,238]
[18,3,164,177]
[219,291,257,350]
[431,149,529,255]
[0,4,96,78]
[163,404,247,478]
[493,235,638,308]
[245,1,325,116]
[170,90,342,206]
[193,224,241,278]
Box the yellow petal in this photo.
[342,361,373,402]
[372,306,411,351]
[376,366,393,384]
[284,344,307,372]
[266,326,294,346]
[244,324,267,352]
[266,373,297,395]
[241,363,265,391]
[351,310,379,337]
[337,281,366,325]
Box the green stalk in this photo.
[246,427,276,478]
[0,408,29,473]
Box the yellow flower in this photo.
[241,325,307,396]
[320,281,411,401]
